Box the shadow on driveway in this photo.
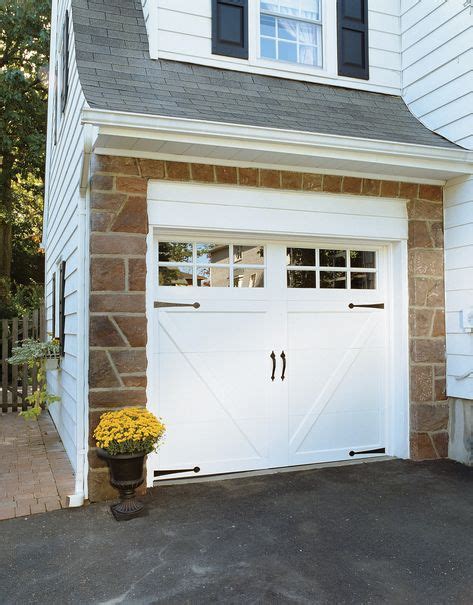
[1,459,472,604]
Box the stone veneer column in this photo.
[87,156,448,501]
[88,156,159,501]
[407,184,449,458]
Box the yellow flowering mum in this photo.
[94,408,166,455]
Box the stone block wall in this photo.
[87,155,447,501]
[407,188,449,459]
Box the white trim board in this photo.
[147,181,408,242]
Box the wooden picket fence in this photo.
[1,307,46,413]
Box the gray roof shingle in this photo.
[72,0,459,149]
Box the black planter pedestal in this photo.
[97,449,146,521]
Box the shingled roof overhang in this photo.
[73,0,473,183]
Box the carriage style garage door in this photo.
[147,183,408,480]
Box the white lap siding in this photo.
[444,174,473,465]
[401,0,473,149]
[44,0,87,472]
[444,175,473,400]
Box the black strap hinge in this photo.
[349,303,384,309]
[154,466,200,478]
[349,447,385,457]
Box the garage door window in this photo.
[158,241,265,288]
[287,247,376,289]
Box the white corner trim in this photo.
[147,0,159,59]
[81,108,473,177]
[76,136,91,501]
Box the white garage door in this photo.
[149,237,388,477]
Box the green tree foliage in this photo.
[0,0,50,316]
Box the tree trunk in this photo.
[0,222,12,279]
[0,150,14,303]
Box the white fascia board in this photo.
[81,108,473,179]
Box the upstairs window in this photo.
[260,0,322,67]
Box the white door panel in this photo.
[153,300,278,475]
[287,312,385,349]
[294,410,381,455]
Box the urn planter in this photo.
[97,448,146,521]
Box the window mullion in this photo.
[193,243,197,287]
[260,10,321,26]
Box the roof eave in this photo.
[82,108,473,182]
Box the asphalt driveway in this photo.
[1,459,472,604]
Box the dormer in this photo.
[141,0,401,94]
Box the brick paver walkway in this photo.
[0,412,75,520]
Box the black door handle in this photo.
[280,351,286,381]
[270,351,276,381]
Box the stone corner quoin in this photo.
[87,155,447,502]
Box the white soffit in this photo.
[83,109,473,184]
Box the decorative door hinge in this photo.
[154,301,200,309]
[154,466,200,478]
[349,303,384,309]
[349,447,385,457]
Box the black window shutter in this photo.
[60,11,69,113]
[337,0,369,80]
[52,273,56,338]
[58,261,66,357]
[212,0,248,59]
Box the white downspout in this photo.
[68,124,93,506]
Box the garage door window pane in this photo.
[158,241,266,288]
[320,271,347,289]
[287,270,316,288]
[158,242,192,263]
[159,266,194,287]
[234,245,264,264]
[287,247,316,266]
[197,267,230,287]
[350,251,376,269]
[197,244,230,264]
[234,269,265,288]
[320,249,346,267]
[351,272,376,290]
